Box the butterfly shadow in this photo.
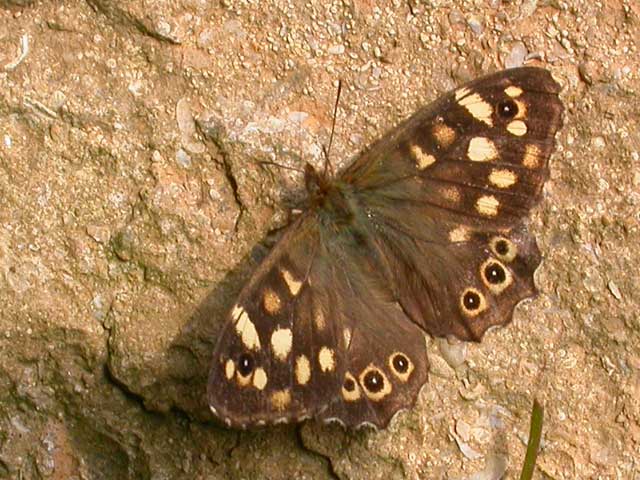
[164,243,266,423]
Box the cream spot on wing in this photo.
[341,372,361,402]
[295,355,311,385]
[505,85,523,98]
[234,308,261,351]
[313,303,326,330]
[514,99,527,119]
[476,195,500,217]
[270,327,293,361]
[440,186,461,203]
[236,370,252,386]
[455,86,471,101]
[281,268,302,296]
[231,304,244,321]
[270,389,291,411]
[467,137,498,162]
[318,346,336,373]
[449,225,470,243]
[225,359,235,380]
[263,288,281,314]
[432,123,456,148]
[343,327,352,348]
[458,92,493,126]
[489,169,517,188]
[410,144,436,170]
[252,367,268,390]
[507,120,527,136]
[523,144,541,168]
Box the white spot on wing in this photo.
[489,169,517,188]
[467,137,498,162]
[455,86,471,101]
[281,269,303,296]
[410,144,436,170]
[270,327,293,361]
[313,303,326,330]
[234,307,261,350]
[432,123,456,148]
[505,86,523,98]
[449,225,470,243]
[318,346,336,372]
[253,367,268,390]
[231,304,244,321]
[263,288,281,314]
[295,355,311,385]
[225,359,235,380]
[270,389,291,411]
[475,195,499,217]
[458,92,493,126]
[343,327,352,348]
[523,144,541,168]
[507,120,527,136]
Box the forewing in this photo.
[341,67,563,340]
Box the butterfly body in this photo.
[208,67,563,429]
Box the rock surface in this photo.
[0,0,638,479]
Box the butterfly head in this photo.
[303,162,329,197]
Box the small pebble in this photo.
[467,16,483,35]
[176,148,192,168]
[608,281,622,300]
[505,41,527,68]
[591,136,606,149]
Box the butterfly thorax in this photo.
[304,162,354,227]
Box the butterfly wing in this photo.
[208,67,563,429]
[208,215,429,428]
[340,67,563,340]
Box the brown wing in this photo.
[340,67,563,340]
[208,214,429,429]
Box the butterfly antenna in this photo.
[258,160,305,174]
[323,80,342,177]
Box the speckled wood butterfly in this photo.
[207,67,563,429]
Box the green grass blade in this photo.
[519,399,544,480]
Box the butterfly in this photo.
[207,67,563,429]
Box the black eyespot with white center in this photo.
[480,258,513,295]
[363,370,385,393]
[463,291,481,310]
[460,287,487,317]
[237,353,254,377]
[484,262,507,285]
[497,99,518,119]
[388,352,414,382]
[392,354,409,373]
